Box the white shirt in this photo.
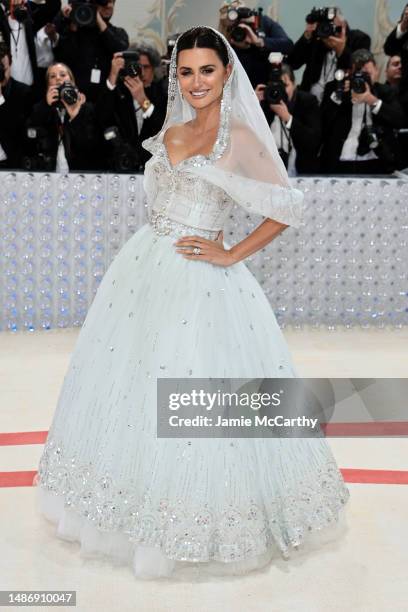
[310,49,337,105]
[35,26,55,68]
[270,114,297,176]
[55,108,70,173]
[339,100,382,161]
[8,16,33,85]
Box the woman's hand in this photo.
[174,235,236,267]
[63,91,86,121]
[46,85,59,106]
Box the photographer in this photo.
[53,0,128,102]
[218,0,293,87]
[255,60,321,175]
[288,6,371,104]
[0,0,61,97]
[26,61,99,171]
[385,55,402,91]
[320,49,406,174]
[385,54,408,168]
[384,4,408,94]
[34,23,60,88]
[96,46,167,172]
[0,42,33,168]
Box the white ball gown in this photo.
[33,137,350,580]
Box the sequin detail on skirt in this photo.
[35,438,350,563]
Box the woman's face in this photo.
[177,47,231,110]
[47,64,72,88]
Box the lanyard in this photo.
[279,119,292,154]
[9,22,22,57]
[322,51,337,82]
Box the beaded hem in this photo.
[35,438,350,563]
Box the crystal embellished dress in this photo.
[34,138,350,580]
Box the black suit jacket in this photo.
[0,0,61,96]
[96,78,168,169]
[288,27,371,92]
[53,13,129,103]
[26,98,99,170]
[232,14,293,88]
[320,80,406,172]
[0,77,33,168]
[261,89,322,173]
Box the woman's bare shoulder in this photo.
[163,123,190,144]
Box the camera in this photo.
[22,154,55,171]
[12,4,29,22]
[357,125,380,156]
[104,126,142,172]
[166,34,179,60]
[116,52,142,95]
[69,0,109,28]
[1,0,29,22]
[54,82,79,107]
[118,51,142,81]
[227,6,264,43]
[350,71,371,94]
[264,53,288,105]
[306,6,342,39]
[333,68,346,99]
[160,34,180,77]
[23,127,55,171]
[356,124,395,166]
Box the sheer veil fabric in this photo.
[142,26,305,229]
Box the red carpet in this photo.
[1,429,407,487]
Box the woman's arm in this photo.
[175,217,288,267]
[229,217,288,262]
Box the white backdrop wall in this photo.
[1,172,407,332]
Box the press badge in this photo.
[91,68,101,84]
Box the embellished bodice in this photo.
[144,142,235,240]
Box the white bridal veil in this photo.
[142,25,305,228]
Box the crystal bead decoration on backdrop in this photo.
[0,171,406,331]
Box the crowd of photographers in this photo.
[1,0,408,175]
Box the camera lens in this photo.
[230,26,246,43]
[71,2,96,28]
[59,83,79,105]
[351,72,369,94]
[316,21,333,38]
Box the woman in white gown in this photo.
[34,26,350,580]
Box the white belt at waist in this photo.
[149,210,220,240]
